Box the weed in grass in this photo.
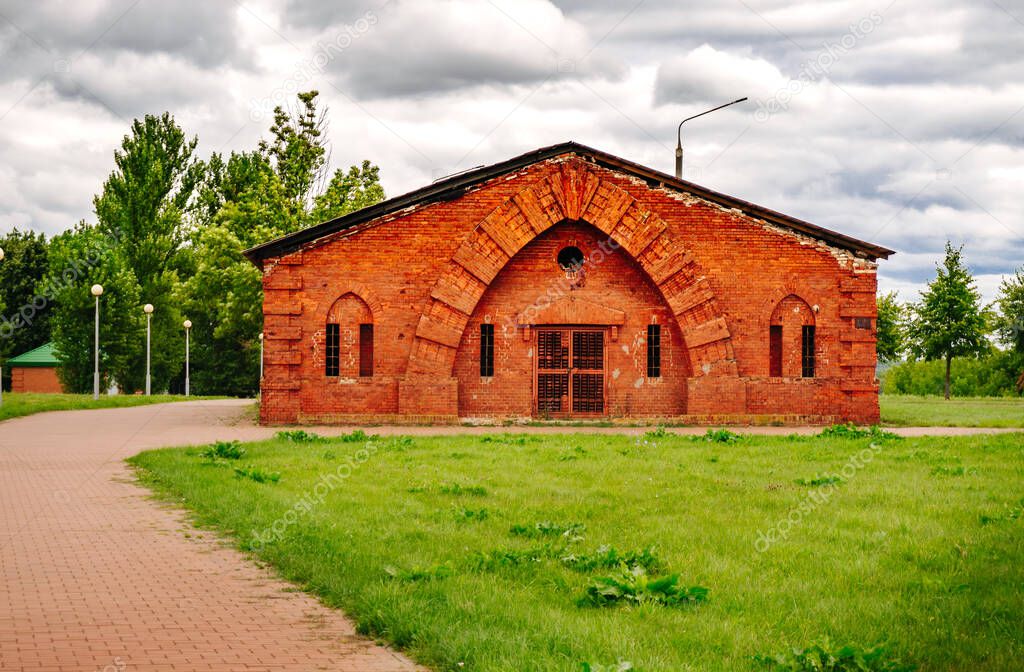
[233,465,281,484]
[383,563,453,581]
[695,428,742,443]
[276,430,324,443]
[644,426,669,441]
[819,423,901,441]
[385,436,414,451]
[979,499,1024,525]
[509,521,585,542]
[454,507,489,523]
[199,440,246,461]
[321,450,336,460]
[578,567,708,608]
[559,445,589,461]
[930,465,977,477]
[481,433,535,445]
[560,545,662,573]
[794,475,844,487]
[580,663,634,672]
[754,639,915,671]
[470,546,557,570]
[907,576,970,595]
[439,483,488,496]
[338,429,376,443]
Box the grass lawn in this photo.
[880,394,1024,427]
[0,392,213,423]
[130,429,1024,671]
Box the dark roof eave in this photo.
[243,142,894,265]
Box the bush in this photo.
[881,351,1023,397]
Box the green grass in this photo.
[129,430,1024,671]
[881,394,1024,427]
[0,392,215,423]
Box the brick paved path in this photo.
[0,400,423,671]
[0,399,1016,671]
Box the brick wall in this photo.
[259,154,880,425]
[11,367,64,393]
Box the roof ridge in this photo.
[243,142,894,264]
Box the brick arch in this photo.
[406,158,737,378]
[757,285,825,332]
[316,283,384,323]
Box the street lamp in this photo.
[143,304,154,396]
[675,97,748,179]
[258,332,264,381]
[91,284,104,400]
[183,319,192,397]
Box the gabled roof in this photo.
[244,141,894,264]
[7,342,58,367]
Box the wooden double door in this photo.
[535,328,606,417]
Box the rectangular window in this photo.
[769,325,783,377]
[325,324,340,376]
[359,324,373,377]
[480,323,494,377]
[802,325,816,378]
[646,324,661,378]
[855,317,872,330]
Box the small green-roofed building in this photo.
[6,342,65,392]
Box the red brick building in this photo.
[245,143,893,425]
[7,342,65,393]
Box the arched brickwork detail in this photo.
[318,283,384,321]
[406,159,737,378]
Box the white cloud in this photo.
[0,0,1020,305]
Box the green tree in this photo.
[182,92,385,396]
[996,268,1024,393]
[181,151,291,396]
[43,225,142,393]
[310,160,386,223]
[92,112,199,392]
[907,242,990,399]
[94,112,202,283]
[259,90,329,218]
[875,291,905,363]
[0,229,50,390]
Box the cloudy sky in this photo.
[1,0,1021,302]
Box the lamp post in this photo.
[675,97,748,179]
[258,332,264,381]
[91,284,104,400]
[143,304,154,396]
[183,319,192,397]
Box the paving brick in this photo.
[0,401,423,672]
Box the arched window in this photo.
[325,293,374,378]
[769,295,815,378]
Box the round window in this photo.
[557,246,585,271]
